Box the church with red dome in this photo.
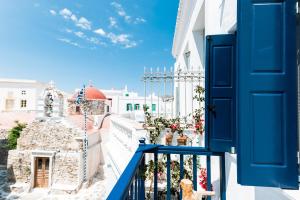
[68,85,109,115]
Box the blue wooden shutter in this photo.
[205,34,236,152]
[237,0,298,189]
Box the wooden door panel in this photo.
[34,157,49,188]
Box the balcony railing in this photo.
[107,139,226,200]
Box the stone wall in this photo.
[0,129,8,140]
[68,100,105,115]
[17,119,81,151]
[52,152,80,186]
[7,150,31,183]
[0,129,8,165]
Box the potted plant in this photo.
[165,129,173,145]
[177,131,188,146]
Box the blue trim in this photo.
[108,145,226,200]
[134,175,138,200]
[220,154,227,200]
[107,148,144,200]
[167,154,171,200]
[179,154,184,199]
[154,152,158,199]
[206,155,212,200]
[205,36,210,150]
[193,155,197,191]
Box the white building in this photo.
[102,86,172,120]
[0,79,48,112]
[172,1,300,200]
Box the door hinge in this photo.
[297,1,300,14]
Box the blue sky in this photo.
[0,0,179,94]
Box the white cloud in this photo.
[59,8,72,19]
[65,28,73,33]
[94,28,137,48]
[74,31,85,38]
[134,17,146,24]
[111,2,131,23]
[86,37,106,46]
[59,8,91,30]
[109,17,118,28]
[94,28,106,36]
[49,10,57,16]
[70,14,77,22]
[58,38,82,48]
[76,17,91,30]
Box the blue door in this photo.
[205,34,236,153]
[237,0,298,189]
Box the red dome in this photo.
[73,86,106,100]
[85,86,106,100]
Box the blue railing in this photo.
[107,140,226,200]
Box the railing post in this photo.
[135,175,138,200]
[167,154,171,200]
[220,153,226,200]
[179,154,184,199]
[139,137,146,146]
[139,138,146,200]
[192,155,197,191]
[206,155,212,200]
[154,152,158,199]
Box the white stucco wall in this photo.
[172,0,300,199]
[87,131,104,180]
[0,79,47,112]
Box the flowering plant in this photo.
[194,119,204,135]
[193,85,205,135]
[199,168,213,191]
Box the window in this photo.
[126,103,132,111]
[125,93,129,97]
[152,104,156,112]
[21,90,26,95]
[184,51,191,70]
[20,100,27,108]
[134,104,140,110]
[5,99,14,111]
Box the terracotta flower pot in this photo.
[165,132,173,146]
[177,133,187,146]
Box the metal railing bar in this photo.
[139,156,146,199]
[108,143,227,200]
[193,155,197,191]
[107,150,144,200]
[167,154,171,200]
[156,150,218,156]
[154,152,158,199]
[207,155,212,200]
[135,175,138,200]
[220,154,226,200]
[130,183,133,200]
[180,154,184,200]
